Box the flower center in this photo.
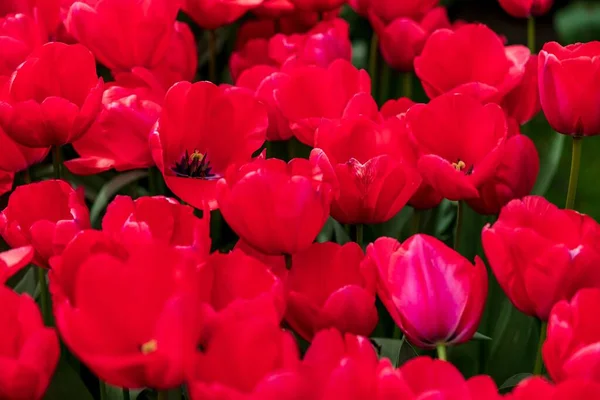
[140,339,157,355]
[451,159,473,175]
[171,149,217,179]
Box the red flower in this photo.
[284,242,378,340]
[49,230,202,389]
[368,0,438,23]
[482,195,600,320]
[466,120,539,215]
[64,82,161,175]
[365,235,487,348]
[216,150,337,255]
[101,195,211,260]
[182,0,263,30]
[0,42,103,147]
[510,377,600,399]
[0,180,90,268]
[369,7,451,72]
[0,171,12,196]
[501,54,541,125]
[0,245,33,283]
[0,126,49,174]
[0,0,61,37]
[150,81,268,210]
[0,285,59,400]
[414,23,530,103]
[275,59,371,146]
[230,20,276,83]
[498,0,553,18]
[314,108,421,224]
[405,93,507,201]
[543,288,600,383]
[187,302,303,400]
[538,41,600,136]
[66,0,179,72]
[287,0,344,12]
[0,13,45,77]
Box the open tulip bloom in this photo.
[3,1,600,399]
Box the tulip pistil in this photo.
[451,159,473,175]
[172,149,218,179]
[140,339,158,355]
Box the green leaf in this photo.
[12,266,36,296]
[44,357,94,400]
[90,170,148,227]
[528,117,566,196]
[370,336,418,367]
[317,217,335,243]
[332,219,351,245]
[472,332,492,341]
[105,385,144,400]
[555,2,600,44]
[499,373,533,392]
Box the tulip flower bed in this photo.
[1,0,600,398]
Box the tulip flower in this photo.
[230,20,276,82]
[216,150,337,255]
[543,288,600,383]
[0,180,90,268]
[183,0,263,30]
[0,126,49,179]
[49,230,202,389]
[0,12,46,77]
[150,81,268,210]
[368,0,439,23]
[482,196,600,320]
[501,55,541,125]
[0,245,33,282]
[0,285,59,400]
[66,0,179,72]
[498,0,553,18]
[405,93,508,201]
[0,42,103,147]
[415,23,530,103]
[284,242,378,340]
[538,41,600,136]
[510,377,600,399]
[275,59,371,146]
[313,106,421,224]
[287,0,344,12]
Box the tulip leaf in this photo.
[499,373,533,393]
[317,217,336,243]
[527,116,566,196]
[11,265,36,296]
[90,170,149,227]
[332,219,351,245]
[472,332,492,341]
[555,2,600,44]
[105,385,144,400]
[44,357,93,400]
[370,336,418,368]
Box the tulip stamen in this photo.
[140,339,158,355]
[451,159,474,175]
[172,149,218,179]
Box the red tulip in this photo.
[369,7,451,72]
[287,0,343,12]
[0,171,12,196]
[216,150,337,255]
[49,229,202,389]
[275,59,371,146]
[405,93,507,201]
[482,195,600,320]
[501,54,541,125]
[0,42,103,147]
[283,242,377,340]
[101,195,211,260]
[230,20,276,83]
[234,239,288,275]
[498,0,552,18]
[365,235,487,348]
[313,109,421,224]
[466,120,539,215]
[187,301,303,400]
[0,180,90,268]
[543,288,600,383]
[368,0,438,23]
[538,41,600,136]
[182,0,263,30]
[66,0,179,72]
[150,81,268,210]
[0,285,59,400]
[0,126,49,174]
[0,0,61,37]
[415,23,530,103]
[64,82,161,175]
[0,13,45,77]
[0,245,33,283]
[510,377,600,400]
[253,0,295,18]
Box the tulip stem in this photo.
[99,382,107,400]
[379,64,391,104]
[122,388,130,400]
[284,254,292,270]
[157,391,168,400]
[453,201,464,251]
[410,209,422,236]
[527,16,535,53]
[533,321,548,375]
[565,136,582,209]
[402,72,413,100]
[436,344,447,361]
[354,224,364,248]
[22,169,31,184]
[52,146,62,179]
[368,32,379,100]
[36,267,51,326]
[208,30,217,83]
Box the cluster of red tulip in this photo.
[0,0,599,399]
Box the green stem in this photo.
[436,344,447,361]
[533,321,548,375]
[52,146,62,179]
[148,167,164,196]
[23,169,31,184]
[157,391,168,400]
[36,267,51,325]
[402,72,413,99]
[410,209,422,236]
[454,201,464,251]
[99,382,107,400]
[123,388,131,400]
[284,254,292,270]
[565,136,583,209]
[379,63,391,104]
[208,30,217,83]
[393,326,402,340]
[354,224,364,248]
[527,16,535,53]
[368,32,379,99]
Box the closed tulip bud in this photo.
[498,0,553,18]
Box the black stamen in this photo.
[171,149,218,179]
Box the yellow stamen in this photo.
[141,339,157,355]
[190,150,204,163]
[452,160,466,172]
